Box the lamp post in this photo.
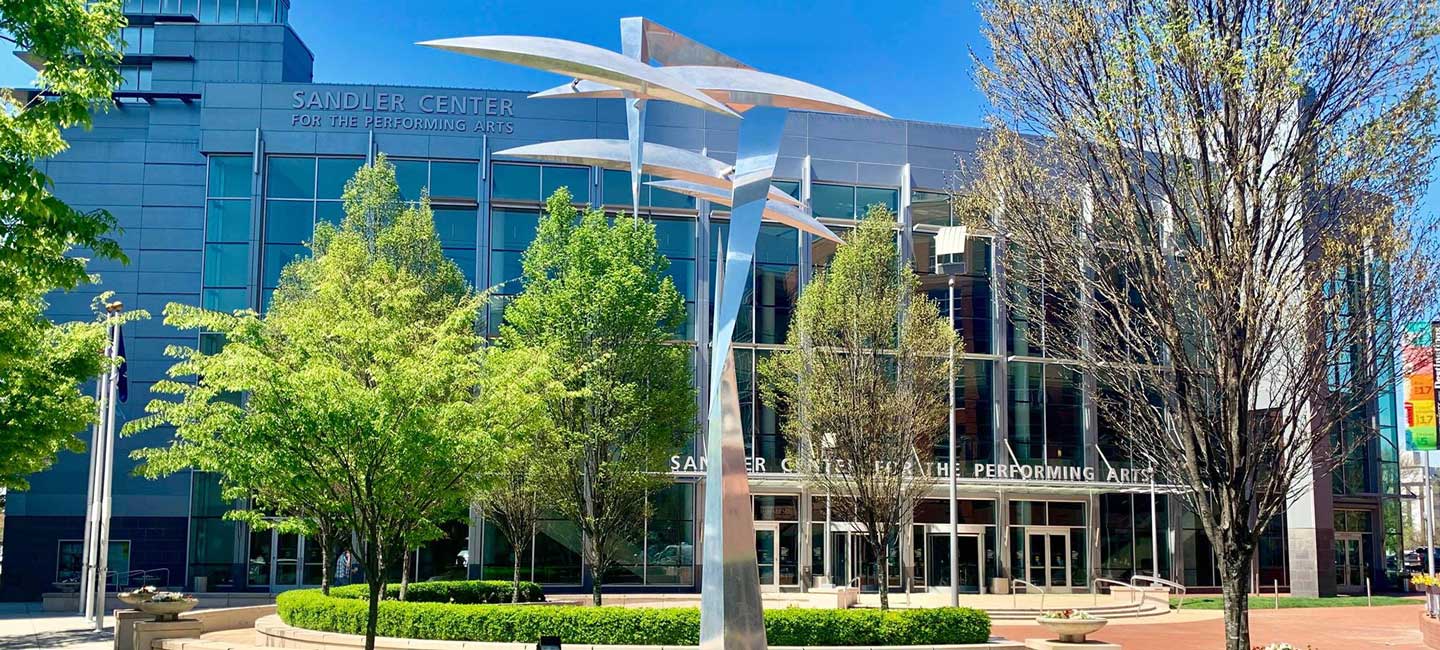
[948,275,958,607]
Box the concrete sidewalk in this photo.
[0,603,113,650]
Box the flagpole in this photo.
[79,368,105,619]
[93,303,122,630]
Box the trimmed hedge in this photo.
[328,580,545,604]
[277,589,991,646]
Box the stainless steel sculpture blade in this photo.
[534,67,890,119]
[701,105,788,650]
[621,18,648,218]
[493,139,803,209]
[623,17,752,69]
[416,36,739,117]
[646,179,842,243]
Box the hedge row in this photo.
[328,580,545,604]
[277,589,991,646]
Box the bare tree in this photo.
[478,459,541,602]
[963,1,1440,647]
[759,207,956,610]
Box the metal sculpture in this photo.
[422,19,888,650]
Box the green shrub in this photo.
[327,580,545,604]
[277,590,991,646]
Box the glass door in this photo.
[1335,535,1365,591]
[1025,529,1071,589]
[274,532,301,587]
[755,524,779,591]
[927,533,983,593]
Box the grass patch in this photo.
[1174,594,1420,609]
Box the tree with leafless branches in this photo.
[960,1,1440,647]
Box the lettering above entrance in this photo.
[667,455,1156,485]
[287,90,518,134]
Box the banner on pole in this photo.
[1404,322,1438,451]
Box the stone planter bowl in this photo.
[117,592,151,607]
[138,599,197,622]
[1035,617,1107,643]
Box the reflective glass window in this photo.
[755,225,798,265]
[653,218,696,259]
[199,0,216,21]
[205,199,250,243]
[315,158,363,200]
[812,183,855,219]
[315,201,345,226]
[856,186,898,215]
[489,250,525,294]
[490,208,540,251]
[203,243,249,286]
[542,166,589,204]
[218,0,235,23]
[430,161,477,201]
[492,163,541,202]
[266,157,314,199]
[392,159,428,202]
[772,180,800,199]
[202,288,247,313]
[445,249,477,287]
[257,0,273,22]
[264,200,313,244]
[209,155,251,198]
[238,0,255,21]
[650,182,693,209]
[601,169,632,207]
[432,206,477,248]
[262,244,307,288]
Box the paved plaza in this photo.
[0,596,1427,650]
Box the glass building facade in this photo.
[0,1,1404,601]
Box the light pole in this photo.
[948,275,958,607]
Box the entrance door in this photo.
[755,524,779,591]
[1335,535,1366,591]
[927,533,982,593]
[1025,530,1071,589]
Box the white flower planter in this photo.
[1035,617,1107,643]
[138,599,197,621]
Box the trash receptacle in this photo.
[193,576,207,593]
[991,577,1010,595]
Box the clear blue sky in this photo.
[0,0,1434,270]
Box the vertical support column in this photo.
[700,106,788,650]
[1286,446,1336,597]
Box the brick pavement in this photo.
[992,603,1428,650]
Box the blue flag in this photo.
[115,325,128,403]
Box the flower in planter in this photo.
[148,591,196,603]
[120,585,158,600]
[1258,644,1311,650]
[1042,609,1098,620]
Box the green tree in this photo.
[499,189,695,605]
[968,1,1439,647]
[129,157,498,650]
[759,206,954,610]
[0,0,129,492]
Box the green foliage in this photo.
[759,206,954,609]
[0,0,127,293]
[128,156,502,646]
[0,0,130,493]
[328,580,545,604]
[277,589,992,645]
[495,188,695,602]
[0,290,144,490]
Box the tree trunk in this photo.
[877,541,890,611]
[400,549,412,601]
[591,566,604,606]
[319,530,332,596]
[365,577,382,650]
[512,547,523,603]
[1218,556,1251,650]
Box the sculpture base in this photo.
[1025,640,1120,650]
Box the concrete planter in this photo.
[1033,618,1107,643]
[139,598,199,621]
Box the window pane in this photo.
[199,0,216,21]
[392,160,428,202]
[266,157,314,199]
[316,158,363,200]
[264,200,314,244]
[653,218,695,259]
[209,156,251,198]
[430,161,477,200]
[444,248,477,287]
[218,0,235,22]
[432,207,477,248]
[315,201,345,226]
[490,208,539,250]
[756,225,798,265]
[772,180,800,199]
[665,258,696,302]
[492,163,540,201]
[856,187,898,216]
[237,0,255,21]
[202,288,248,312]
[489,250,525,294]
[650,180,694,209]
[601,169,631,207]
[812,183,855,219]
[203,243,249,286]
[257,0,273,21]
[542,166,589,204]
[206,199,250,243]
[263,244,307,288]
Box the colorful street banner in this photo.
[1404,322,1438,451]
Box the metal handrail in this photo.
[1130,574,1187,610]
[1011,578,1046,611]
[1092,578,1136,606]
